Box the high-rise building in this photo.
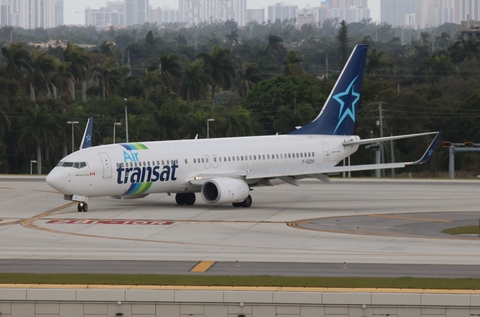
[381,0,416,27]
[86,2,125,28]
[149,6,161,24]
[179,0,246,26]
[125,0,148,26]
[455,0,480,22]
[267,3,298,23]
[247,8,264,23]
[297,5,316,28]
[55,0,62,26]
[162,7,179,23]
[0,0,11,26]
[218,0,246,26]
[4,0,61,29]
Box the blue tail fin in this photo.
[79,117,93,150]
[290,44,368,135]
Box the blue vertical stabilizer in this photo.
[79,117,93,150]
[290,44,368,135]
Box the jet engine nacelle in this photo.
[201,178,249,204]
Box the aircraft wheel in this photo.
[232,202,242,207]
[77,203,83,212]
[185,193,196,205]
[83,203,88,212]
[241,195,252,208]
[175,193,186,205]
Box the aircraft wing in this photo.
[245,131,442,181]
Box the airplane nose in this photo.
[46,168,66,192]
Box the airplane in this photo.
[46,44,442,212]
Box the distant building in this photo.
[125,0,149,26]
[381,0,416,27]
[247,8,264,23]
[55,0,63,26]
[297,5,316,28]
[267,3,298,23]
[85,2,125,28]
[0,0,63,28]
[149,6,162,24]
[162,7,179,24]
[0,0,11,27]
[179,0,246,26]
[330,6,370,23]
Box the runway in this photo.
[1,176,480,276]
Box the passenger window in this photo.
[267,154,270,159]
[312,152,315,157]
[228,157,231,162]
[194,158,196,163]
[288,154,291,158]
[241,156,244,161]
[214,157,217,162]
[254,155,256,160]
[232,157,235,161]
[262,155,265,160]
[185,159,188,164]
[202,158,204,163]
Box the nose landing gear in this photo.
[77,202,88,212]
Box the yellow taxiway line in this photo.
[190,261,216,272]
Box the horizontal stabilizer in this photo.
[342,131,438,146]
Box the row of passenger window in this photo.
[192,152,315,164]
[115,151,315,168]
[117,160,179,168]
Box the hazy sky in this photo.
[66,0,381,26]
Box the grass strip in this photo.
[443,226,480,235]
[0,274,479,290]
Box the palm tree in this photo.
[1,43,30,88]
[26,49,56,101]
[225,28,239,48]
[197,45,235,106]
[180,59,210,101]
[19,104,57,174]
[450,36,480,64]
[63,42,91,101]
[283,51,303,76]
[94,58,119,100]
[159,53,182,93]
[49,58,71,99]
[366,48,384,74]
[237,62,261,98]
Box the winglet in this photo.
[408,131,443,165]
[79,117,93,150]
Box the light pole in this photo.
[30,160,37,175]
[67,121,79,153]
[124,98,129,143]
[206,118,214,138]
[113,122,121,144]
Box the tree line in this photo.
[1,19,480,176]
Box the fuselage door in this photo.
[322,142,330,162]
[98,152,113,178]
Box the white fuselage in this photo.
[47,134,360,198]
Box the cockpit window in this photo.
[59,161,87,169]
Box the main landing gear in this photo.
[175,193,196,205]
[77,202,88,212]
[232,195,252,208]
